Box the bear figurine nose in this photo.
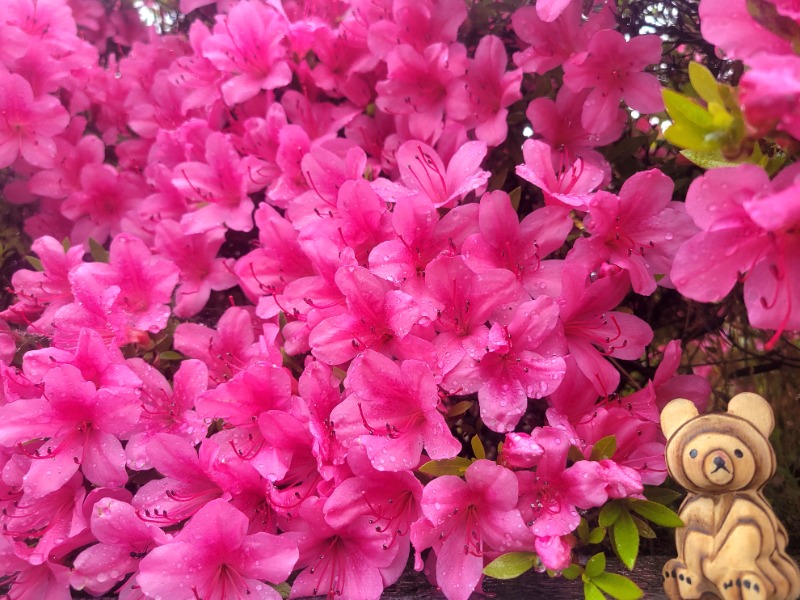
[712,456,729,473]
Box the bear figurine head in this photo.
[661,393,776,494]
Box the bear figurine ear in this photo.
[661,398,699,440]
[727,392,775,439]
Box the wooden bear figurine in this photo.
[661,393,800,600]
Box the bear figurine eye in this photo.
[689,449,698,458]
[734,449,744,458]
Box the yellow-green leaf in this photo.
[25,256,43,271]
[418,457,473,477]
[471,435,486,460]
[584,580,605,600]
[688,62,724,106]
[509,186,521,211]
[663,89,714,129]
[627,499,684,528]
[585,552,606,578]
[89,238,109,263]
[599,501,622,528]
[612,509,639,570]
[680,149,740,169]
[447,400,473,417]
[563,564,582,580]
[631,515,657,539]
[590,435,617,461]
[664,123,716,152]
[483,552,537,579]
[592,573,643,600]
[588,526,607,544]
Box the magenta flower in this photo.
[331,350,460,470]
[201,1,292,105]
[447,296,567,433]
[447,35,523,146]
[563,30,663,131]
[461,190,573,297]
[71,498,168,595]
[516,427,608,539]
[138,498,298,600]
[309,265,434,366]
[0,363,140,497]
[739,54,800,140]
[515,140,605,210]
[174,132,255,234]
[0,72,69,169]
[699,0,792,60]
[375,43,467,140]
[511,1,614,75]
[154,221,237,318]
[581,169,696,295]
[376,140,489,209]
[412,460,534,600]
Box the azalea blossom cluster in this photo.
[0,0,758,598]
[668,0,800,349]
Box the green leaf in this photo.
[483,552,537,579]
[584,580,605,600]
[576,518,590,542]
[662,89,714,129]
[630,515,656,539]
[568,445,586,463]
[588,526,607,544]
[471,435,486,460]
[158,351,185,361]
[509,186,521,212]
[447,400,473,417]
[599,501,622,528]
[271,582,292,599]
[585,553,606,578]
[688,62,724,106]
[562,564,582,580]
[627,499,684,528]
[680,149,740,169]
[25,256,43,271]
[590,435,617,461]
[643,486,682,505]
[418,457,473,477]
[612,509,639,570]
[664,123,717,152]
[592,573,643,600]
[88,238,109,263]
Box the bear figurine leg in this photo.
[664,558,703,599]
[717,571,768,600]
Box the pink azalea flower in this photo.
[0,72,69,169]
[367,0,467,59]
[65,233,179,345]
[511,0,614,75]
[2,236,84,333]
[288,496,397,600]
[563,30,664,131]
[699,0,792,60]
[331,350,460,471]
[558,262,653,396]
[516,427,608,539]
[154,221,237,318]
[447,35,523,147]
[308,265,434,366]
[174,306,263,387]
[739,53,800,140]
[28,134,105,200]
[446,296,567,433]
[581,169,697,295]
[60,164,147,245]
[411,460,534,600]
[461,191,573,299]
[201,1,292,105]
[71,498,168,595]
[124,358,208,471]
[375,42,467,140]
[377,140,489,208]
[169,21,222,114]
[174,131,256,234]
[672,163,800,345]
[0,363,140,497]
[138,498,298,600]
[515,139,605,210]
